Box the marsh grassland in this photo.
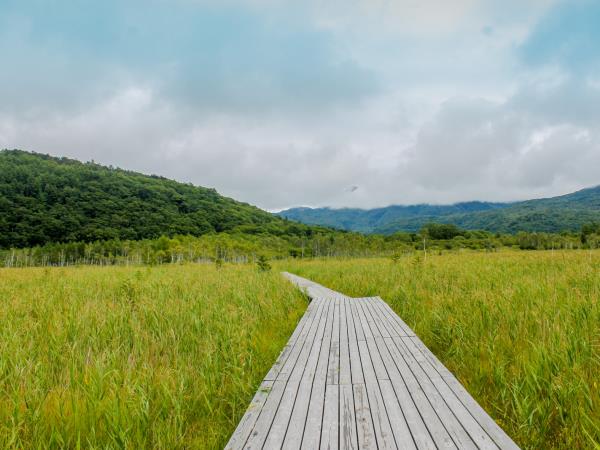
[0,251,598,449]
[283,251,600,449]
[0,265,306,449]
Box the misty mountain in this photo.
[278,187,600,234]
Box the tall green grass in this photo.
[282,250,600,449]
[0,264,307,449]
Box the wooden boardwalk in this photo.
[225,273,519,450]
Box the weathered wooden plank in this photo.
[391,336,479,450]
[356,300,390,381]
[327,298,341,385]
[384,337,458,449]
[301,295,336,449]
[346,299,365,386]
[339,298,352,386]
[351,301,366,342]
[401,337,502,450]
[224,380,274,450]
[364,297,398,338]
[355,299,374,340]
[379,379,418,450]
[282,301,334,449]
[321,384,339,450]
[229,273,521,450]
[265,299,330,449]
[264,298,317,381]
[353,384,377,450]
[364,297,395,338]
[340,384,358,450]
[372,295,415,337]
[283,271,348,300]
[277,298,325,381]
[243,379,287,449]
[357,298,421,449]
[363,301,441,450]
[357,339,396,449]
[409,337,520,450]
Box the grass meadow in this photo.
[0,265,307,449]
[0,251,598,449]
[282,250,600,449]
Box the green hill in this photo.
[0,150,290,248]
[279,202,508,233]
[279,186,600,234]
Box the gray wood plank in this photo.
[327,298,341,385]
[401,337,502,450]
[321,384,339,450]
[357,340,396,449]
[362,299,441,450]
[353,384,377,450]
[379,379,418,450]
[237,299,326,449]
[351,301,366,342]
[364,297,398,338]
[391,336,479,450]
[346,299,365,386]
[409,337,520,450]
[301,295,336,449]
[228,273,521,450]
[356,300,389,381]
[384,337,458,450]
[339,298,352,386]
[370,294,518,450]
[264,300,316,381]
[283,272,349,300]
[355,299,374,340]
[284,300,334,449]
[377,337,438,450]
[340,384,358,450]
[357,299,419,449]
[224,380,274,450]
[264,299,330,448]
[372,296,415,337]
[242,379,287,449]
[277,298,325,381]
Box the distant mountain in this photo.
[278,202,509,233]
[278,187,600,234]
[0,150,292,248]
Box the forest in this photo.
[0,150,288,248]
[2,224,599,268]
[2,150,600,268]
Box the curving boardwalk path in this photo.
[225,273,519,450]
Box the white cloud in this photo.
[3,0,599,212]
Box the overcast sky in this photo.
[1,0,599,210]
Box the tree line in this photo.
[2,224,597,268]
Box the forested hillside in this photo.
[279,202,508,233]
[0,150,299,248]
[279,187,600,234]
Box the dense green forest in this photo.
[0,149,314,248]
[2,223,599,268]
[2,149,599,268]
[279,185,600,234]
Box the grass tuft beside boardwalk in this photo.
[0,264,307,449]
[282,250,600,450]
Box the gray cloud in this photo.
[0,1,379,119]
[2,0,600,212]
[402,76,600,203]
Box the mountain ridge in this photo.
[278,186,600,234]
[0,149,305,248]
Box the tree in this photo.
[257,255,271,272]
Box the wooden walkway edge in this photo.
[225,272,520,450]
